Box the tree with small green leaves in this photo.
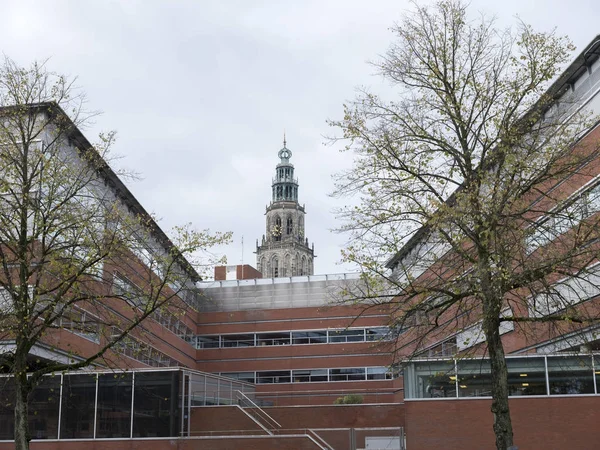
[0,57,231,450]
[330,2,600,448]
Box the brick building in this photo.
[3,32,600,450]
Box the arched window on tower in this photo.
[300,255,307,276]
[286,216,293,235]
[284,254,291,277]
[298,216,304,241]
[260,257,266,275]
[273,256,279,277]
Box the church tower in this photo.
[256,138,315,277]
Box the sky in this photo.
[0,0,598,277]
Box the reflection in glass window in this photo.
[366,327,389,341]
[133,372,180,437]
[292,369,328,383]
[60,374,97,439]
[29,375,61,439]
[221,372,256,384]
[257,371,291,384]
[547,356,594,395]
[405,360,456,399]
[329,368,366,382]
[0,377,15,440]
[221,334,255,347]
[367,367,392,380]
[292,331,327,344]
[196,335,220,349]
[96,373,132,438]
[257,332,291,346]
[329,329,365,343]
[457,359,492,397]
[507,358,547,396]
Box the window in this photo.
[60,307,100,343]
[133,372,180,437]
[286,216,293,235]
[329,329,365,343]
[329,368,366,382]
[292,369,328,383]
[195,327,390,348]
[196,335,220,349]
[221,334,254,348]
[96,373,132,438]
[221,372,256,384]
[60,374,97,439]
[257,332,290,346]
[367,367,393,380]
[527,181,600,253]
[257,371,291,384]
[547,355,594,395]
[292,331,327,344]
[366,327,389,341]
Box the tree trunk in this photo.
[13,370,30,450]
[483,304,514,450]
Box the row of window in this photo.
[194,327,390,349]
[526,179,600,253]
[406,354,600,399]
[221,366,398,384]
[59,306,100,343]
[112,328,181,367]
[113,274,195,342]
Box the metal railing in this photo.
[235,390,282,432]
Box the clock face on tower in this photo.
[271,224,282,237]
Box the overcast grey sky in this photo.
[1,0,598,276]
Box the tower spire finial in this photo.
[283,130,286,148]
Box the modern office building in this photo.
[196,271,401,406]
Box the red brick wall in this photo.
[189,405,267,433]
[214,265,262,280]
[406,396,600,450]
[266,404,404,429]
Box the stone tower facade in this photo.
[256,139,315,277]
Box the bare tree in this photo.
[330,2,600,448]
[0,58,231,450]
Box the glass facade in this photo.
[0,368,254,441]
[60,373,96,439]
[0,377,15,440]
[96,373,132,438]
[405,354,600,399]
[29,375,60,439]
[405,360,456,399]
[133,371,180,437]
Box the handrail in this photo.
[307,429,335,450]
[236,390,282,430]
[233,404,273,436]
